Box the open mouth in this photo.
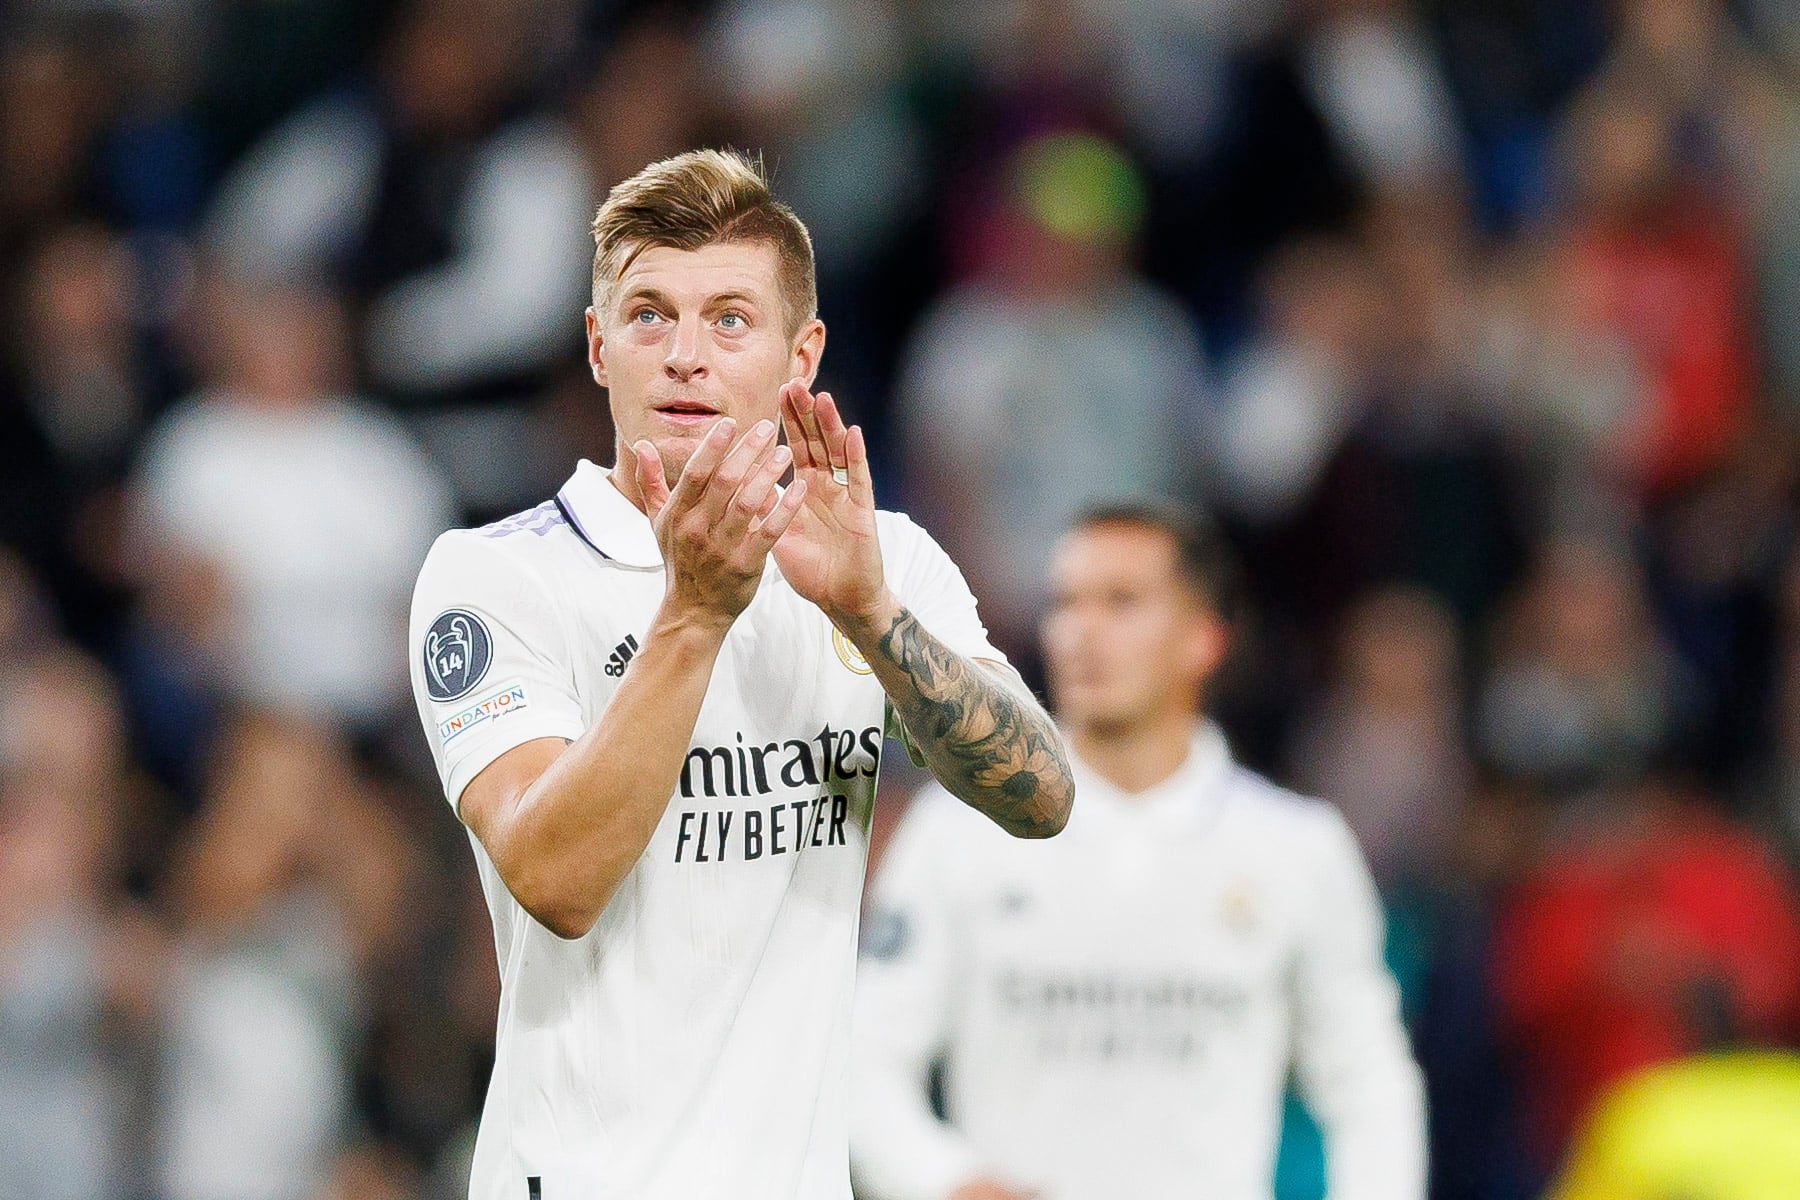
[655,400,721,424]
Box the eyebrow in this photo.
[616,284,675,312]
[615,285,766,312]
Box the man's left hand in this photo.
[772,378,897,636]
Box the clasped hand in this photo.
[632,380,892,633]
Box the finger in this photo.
[633,441,671,520]
[751,476,807,541]
[730,442,791,526]
[846,424,876,505]
[815,391,850,473]
[779,383,817,470]
[701,418,777,517]
[787,378,832,469]
[668,416,737,508]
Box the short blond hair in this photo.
[590,149,817,335]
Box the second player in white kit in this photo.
[851,507,1427,1200]
[408,151,1074,1200]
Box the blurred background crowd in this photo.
[2,0,1799,1197]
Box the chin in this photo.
[648,432,705,474]
[1064,688,1150,733]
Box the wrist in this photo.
[828,588,904,652]
[651,597,736,646]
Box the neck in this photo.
[1070,706,1201,796]
[608,447,649,515]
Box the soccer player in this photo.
[407,150,1073,1200]
[850,505,1426,1200]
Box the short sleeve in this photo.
[877,512,1010,762]
[880,511,1007,667]
[409,530,587,816]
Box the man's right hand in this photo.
[632,416,808,630]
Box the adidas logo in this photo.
[604,634,640,677]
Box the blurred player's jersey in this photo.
[851,726,1426,1200]
[408,459,1004,1200]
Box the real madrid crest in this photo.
[1223,882,1259,936]
[832,627,873,675]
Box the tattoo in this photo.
[875,608,1073,837]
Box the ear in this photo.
[790,318,826,387]
[1187,611,1231,688]
[586,307,608,387]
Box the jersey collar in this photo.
[556,459,664,569]
[1071,721,1235,835]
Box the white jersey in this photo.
[850,725,1427,1200]
[408,459,1004,1200]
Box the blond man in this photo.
[408,150,1073,1200]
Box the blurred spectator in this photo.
[1548,70,1758,495]
[0,30,112,265]
[710,0,923,284]
[1465,239,1644,532]
[0,647,165,1200]
[202,0,590,509]
[153,714,413,1200]
[897,132,1205,661]
[189,0,380,170]
[1205,234,1378,524]
[1254,190,1521,628]
[573,13,713,206]
[1292,0,1464,190]
[1489,775,1800,1171]
[1644,420,1799,782]
[1290,585,1471,886]
[1028,0,1277,179]
[1,222,163,642]
[128,275,452,742]
[1477,537,1693,791]
[0,14,212,251]
[1421,0,1611,228]
[1412,774,1553,1200]
[14,225,149,480]
[1550,1051,1800,1200]
[1580,0,1800,421]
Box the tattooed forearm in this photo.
[871,608,1073,838]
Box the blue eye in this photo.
[718,311,744,330]
[633,308,660,324]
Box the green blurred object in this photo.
[1274,1094,1327,1200]
[1011,133,1149,245]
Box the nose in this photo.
[664,317,705,381]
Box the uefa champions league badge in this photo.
[423,608,493,701]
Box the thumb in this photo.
[634,441,671,521]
